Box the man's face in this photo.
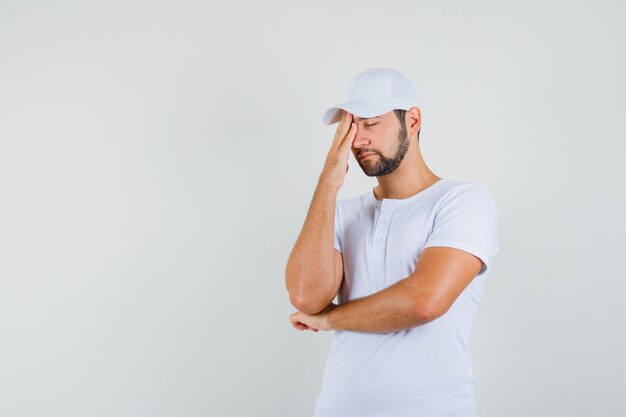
[351,110,410,177]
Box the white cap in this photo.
[322,67,421,125]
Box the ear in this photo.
[406,107,421,137]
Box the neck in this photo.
[372,146,441,200]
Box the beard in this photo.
[358,124,410,177]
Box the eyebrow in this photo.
[353,116,382,122]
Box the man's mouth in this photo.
[359,153,376,160]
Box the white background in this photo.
[1,1,625,416]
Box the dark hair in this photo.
[393,109,420,141]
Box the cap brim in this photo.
[321,101,396,125]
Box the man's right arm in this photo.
[285,181,341,315]
[285,109,357,316]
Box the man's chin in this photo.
[360,167,379,177]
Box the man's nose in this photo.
[352,126,369,148]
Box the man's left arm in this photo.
[289,245,483,333]
[289,183,499,333]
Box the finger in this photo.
[333,110,346,136]
[295,322,317,332]
[342,111,353,135]
[333,110,352,145]
[298,321,318,331]
[340,122,357,149]
[340,109,350,127]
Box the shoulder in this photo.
[434,180,498,212]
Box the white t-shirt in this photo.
[313,178,500,417]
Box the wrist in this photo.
[317,178,340,194]
[322,303,339,331]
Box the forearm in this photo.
[285,180,338,313]
[326,277,433,333]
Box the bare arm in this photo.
[289,246,484,332]
[285,110,357,315]
[285,182,340,315]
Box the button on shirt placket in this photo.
[373,201,392,260]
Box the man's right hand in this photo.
[319,109,358,192]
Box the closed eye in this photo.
[365,123,378,127]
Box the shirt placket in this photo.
[372,200,393,261]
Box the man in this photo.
[285,67,500,417]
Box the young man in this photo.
[285,67,500,417]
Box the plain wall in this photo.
[1,0,625,416]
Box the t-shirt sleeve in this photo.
[422,184,500,276]
[334,200,343,253]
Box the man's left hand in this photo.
[289,303,338,332]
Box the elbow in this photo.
[290,294,327,316]
[285,270,334,315]
[285,268,308,311]
[414,307,435,324]
[289,292,308,312]
[289,291,330,315]
[413,301,445,324]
